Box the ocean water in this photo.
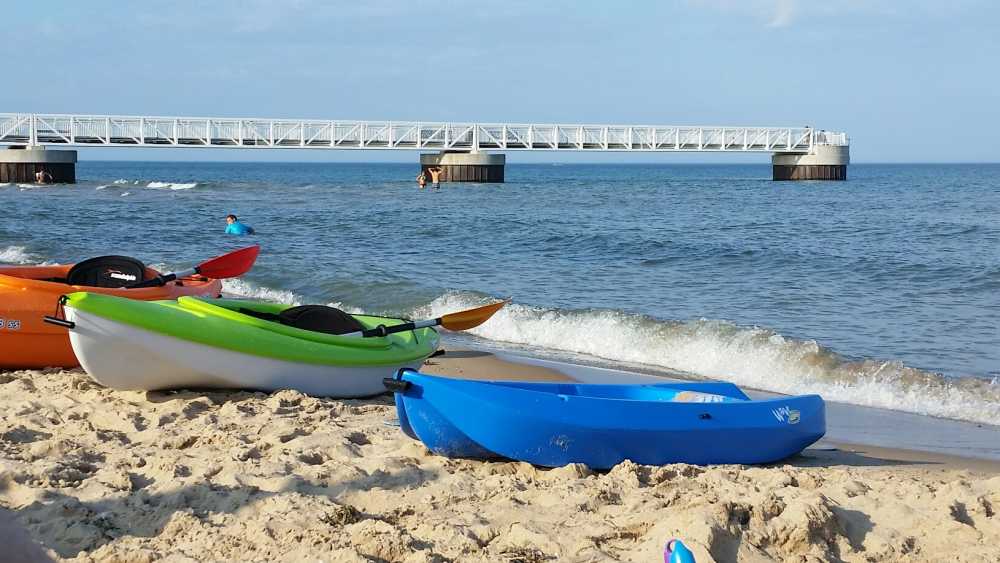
[2,161,998,426]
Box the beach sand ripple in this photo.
[1,368,999,562]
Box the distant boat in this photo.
[385,370,825,469]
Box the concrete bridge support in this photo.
[772,145,849,181]
[0,147,77,183]
[420,152,505,183]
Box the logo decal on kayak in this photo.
[551,435,572,451]
[1,318,21,330]
[674,391,728,403]
[106,269,138,282]
[772,406,800,424]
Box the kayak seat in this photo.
[66,256,147,288]
[238,305,365,336]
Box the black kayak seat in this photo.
[66,256,147,288]
[238,305,365,336]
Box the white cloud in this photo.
[690,0,940,27]
[689,0,800,27]
[767,0,797,27]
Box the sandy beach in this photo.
[2,351,999,563]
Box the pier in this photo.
[1,113,849,183]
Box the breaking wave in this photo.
[147,181,198,190]
[415,291,1000,426]
[221,278,302,305]
[0,246,37,264]
[219,278,360,313]
[185,278,1000,426]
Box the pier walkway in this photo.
[0,113,850,182]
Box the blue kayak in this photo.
[384,370,825,469]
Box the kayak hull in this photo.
[67,310,426,397]
[389,371,826,469]
[61,293,439,397]
[0,264,222,369]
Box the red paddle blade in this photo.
[196,245,260,278]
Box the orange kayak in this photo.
[0,263,222,369]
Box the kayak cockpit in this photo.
[482,380,752,402]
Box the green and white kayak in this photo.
[59,292,440,397]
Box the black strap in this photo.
[239,305,364,336]
[239,308,282,322]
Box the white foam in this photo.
[147,181,198,190]
[147,263,170,275]
[326,301,365,315]
[221,279,302,305]
[120,192,131,197]
[95,185,109,190]
[416,292,1000,426]
[0,246,37,264]
[113,179,128,184]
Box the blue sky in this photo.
[3,1,998,162]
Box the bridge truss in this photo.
[0,113,847,153]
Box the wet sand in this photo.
[1,350,998,562]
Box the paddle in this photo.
[127,245,261,288]
[349,299,509,338]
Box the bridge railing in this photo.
[815,131,848,146]
[0,113,847,153]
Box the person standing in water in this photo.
[427,167,444,189]
[416,171,427,189]
[34,170,52,184]
[225,214,255,235]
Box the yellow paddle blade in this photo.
[439,300,509,331]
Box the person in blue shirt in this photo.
[225,214,255,235]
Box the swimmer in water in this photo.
[416,171,427,189]
[225,214,255,235]
[427,166,443,189]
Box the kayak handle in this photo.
[383,378,411,392]
[362,324,390,338]
[43,316,76,329]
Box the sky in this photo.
[2,0,998,163]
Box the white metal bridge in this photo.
[0,113,848,153]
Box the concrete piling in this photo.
[0,147,77,183]
[420,152,505,183]
[772,145,849,181]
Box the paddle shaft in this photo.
[128,267,197,289]
[352,318,438,338]
[125,245,260,289]
[349,300,507,338]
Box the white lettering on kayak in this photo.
[772,406,801,424]
[108,271,138,281]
